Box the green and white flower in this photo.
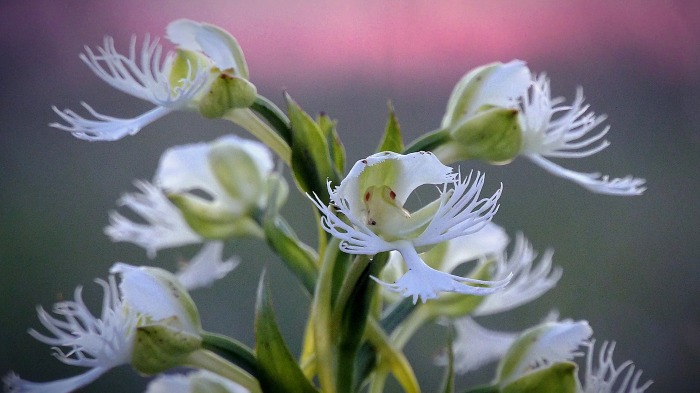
[310,151,510,303]
[3,264,202,393]
[437,60,646,196]
[106,135,286,255]
[446,318,651,393]
[51,19,254,141]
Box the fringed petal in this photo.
[373,242,511,304]
[527,155,646,196]
[105,181,202,257]
[3,367,110,393]
[475,233,562,315]
[50,104,172,141]
[176,241,240,290]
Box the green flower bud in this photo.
[435,107,523,164]
[132,324,203,375]
[199,71,258,118]
[109,263,204,375]
[501,362,577,393]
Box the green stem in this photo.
[312,238,341,393]
[263,215,319,295]
[223,108,291,165]
[200,331,259,378]
[184,349,261,393]
[251,95,293,144]
[402,127,451,154]
[331,255,370,327]
[369,368,390,393]
[365,319,421,393]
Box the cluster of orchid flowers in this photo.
[5,19,651,393]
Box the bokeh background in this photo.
[1,1,699,392]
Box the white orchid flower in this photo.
[50,19,251,141]
[310,151,510,303]
[3,263,201,393]
[437,60,645,195]
[106,135,284,256]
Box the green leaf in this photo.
[317,113,346,177]
[313,238,342,393]
[254,272,318,393]
[286,93,339,203]
[201,331,259,379]
[377,102,405,153]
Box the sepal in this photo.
[441,60,529,129]
[501,362,577,393]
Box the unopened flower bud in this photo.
[199,71,258,118]
[436,107,523,163]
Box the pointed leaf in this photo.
[254,272,318,393]
[377,102,405,153]
[286,93,338,202]
[318,113,346,177]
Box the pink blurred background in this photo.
[1,1,699,392]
